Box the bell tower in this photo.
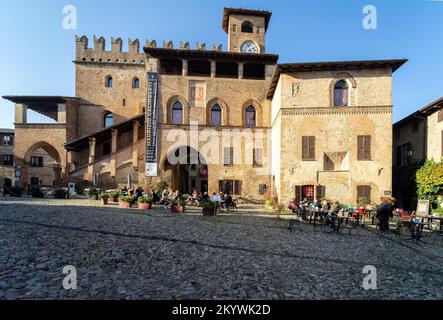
[222,8,272,54]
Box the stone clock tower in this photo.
[222,8,272,54]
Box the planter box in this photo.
[119,201,132,208]
[171,205,185,214]
[112,197,119,203]
[101,198,109,205]
[203,207,217,217]
[138,202,152,210]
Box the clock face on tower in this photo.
[240,41,259,53]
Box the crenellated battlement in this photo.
[75,35,145,65]
[75,36,223,65]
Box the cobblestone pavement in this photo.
[0,197,442,300]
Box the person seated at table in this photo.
[159,189,170,207]
[312,199,322,212]
[288,199,300,213]
[319,199,330,221]
[325,202,340,223]
[135,187,144,198]
[300,197,309,207]
[170,190,180,200]
[330,202,341,214]
[376,198,395,232]
[200,192,210,204]
[222,193,233,210]
[151,188,160,204]
[211,192,221,204]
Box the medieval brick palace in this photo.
[2,8,407,204]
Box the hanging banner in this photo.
[145,72,159,177]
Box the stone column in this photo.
[210,60,216,78]
[87,138,96,181]
[19,164,29,188]
[110,129,118,177]
[53,164,62,187]
[146,58,160,73]
[238,63,244,80]
[132,121,140,171]
[14,104,28,124]
[57,103,66,124]
[66,150,72,172]
[182,59,188,77]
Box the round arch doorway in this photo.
[163,146,208,194]
[24,141,63,187]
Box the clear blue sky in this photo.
[0,0,442,128]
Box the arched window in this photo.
[210,104,222,126]
[241,21,253,33]
[334,80,349,107]
[105,75,113,88]
[103,112,113,128]
[245,106,256,127]
[133,77,140,89]
[172,101,183,125]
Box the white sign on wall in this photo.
[145,72,159,177]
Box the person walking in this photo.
[376,197,396,232]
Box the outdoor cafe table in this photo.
[419,215,443,231]
[330,214,349,232]
[408,215,443,241]
[306,208,324,227]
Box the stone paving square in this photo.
[0,198,442,300]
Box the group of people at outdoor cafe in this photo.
[151,188,235,210]
[288,197,396,231]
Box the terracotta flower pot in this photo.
[171,205,185,214]
[119,201,132,208]
[203,207,217,217]
[112,197,119,203]
[138,202,152,210]
[101,198,109,205]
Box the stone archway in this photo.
[162,146,208,194]
[24,141,62,164]
[23,141,63,187]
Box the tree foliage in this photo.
[416,160,443,203]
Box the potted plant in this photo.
[31,187,45,198]
[10,186,23,197]
[138,195,154,210]
[109,191,120,203]
[118,195,135,208]
[201,200,219,217]
[54,189,67,199]
[87,187,99,200]
[98,193,110,205]
[170,199,186,214]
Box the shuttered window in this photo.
[441,131,443,158]
[234,180,242,195]
[439,110,443,123]
[223,147,234,166]
[1,154,14,166]
[253,148,263,167]
[219,180,242,195]
[357,186,371,204]
[302,136,316,161]
[357,135,372,161]
[316,185,326,201]
[295,186,302,204]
